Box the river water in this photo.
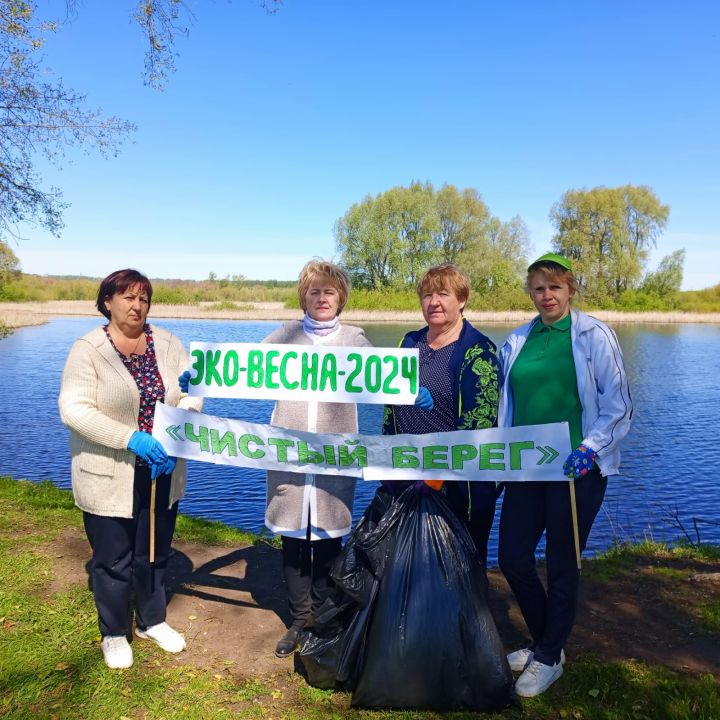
[1,317,719,562]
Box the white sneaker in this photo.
[101,635,133,669]
[507,647,534,672]
[515,659,564,697]
[135,622,186,653]
[507,647,565,672]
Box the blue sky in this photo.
[14,1,720,289]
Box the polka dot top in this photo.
[394,331,458,435]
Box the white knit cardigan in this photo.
[58,324,202,518]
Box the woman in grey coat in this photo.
[266,260,371,658]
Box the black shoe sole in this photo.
[274,646,297,659]
[274,628,301,658]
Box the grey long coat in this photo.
[263,321,371,539]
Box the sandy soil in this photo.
[2,300,720,328]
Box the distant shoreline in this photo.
[2,300,720,329]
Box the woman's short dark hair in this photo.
[96,269,153,319]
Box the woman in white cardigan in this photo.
[58,269,202,670]
[264,260,372,658]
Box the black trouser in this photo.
[281,533,342,628]
[83,465,178,637]
[446,481,502,570]
[498,468,607,666]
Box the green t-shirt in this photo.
[509,314,583,448]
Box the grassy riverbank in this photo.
[2,300,720,331]
[1,475,718,719]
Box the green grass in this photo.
[4,272,720,311]
[0,476,718,720]
[174,512,274,547]
[202,301,255,311]
[700,601,720,634]
[584,539,720,582]
[0,274,296,305]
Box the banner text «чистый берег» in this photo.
[155,404,572,483]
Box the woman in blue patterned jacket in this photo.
[382,264,501,568]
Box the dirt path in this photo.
[49,525,720,679]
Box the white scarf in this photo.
[302,313,341,337]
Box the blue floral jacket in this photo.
[382,319,501,435]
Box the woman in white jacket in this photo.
[497,253,632,697]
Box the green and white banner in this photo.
[185,342,419,404]
[154,404,572,482]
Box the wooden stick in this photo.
[149,478,157,564]
[569,479,582,571]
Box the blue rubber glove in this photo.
[179,370,192,393]
[414,386,434,410]
[563,444,598,479]
[128,431,168,466]
[152,455,177,480]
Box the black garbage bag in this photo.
[299,488,396,689]
[351,487,513,711]
[297,577,378,690]
[301,486,514,711]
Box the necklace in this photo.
[110,327,145,357]
[126,333,143,356]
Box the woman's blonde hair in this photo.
[525,256,580,296]
[416,264,470,308]
[297,259,352,313]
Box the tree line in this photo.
[335,182,686,310]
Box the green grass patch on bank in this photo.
[701,601,720,634]
[0,475,718,720]
[174,512,271,547]
[583,539,720,582]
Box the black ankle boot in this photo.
[275,626,301,658]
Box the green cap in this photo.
[529,252,573,272]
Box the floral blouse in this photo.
[104,324,166,460]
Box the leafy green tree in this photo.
[336,182,530,292]
[550,185,669,304]
[336,183,439,289]
[335,194,403,289]
[459,215,530,296]
[385,182,438,286]
[641,249,685,296]
[0,240,20,286]
[435,184,490,264]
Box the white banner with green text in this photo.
[154,404,572,482]
[185,342,419,404]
